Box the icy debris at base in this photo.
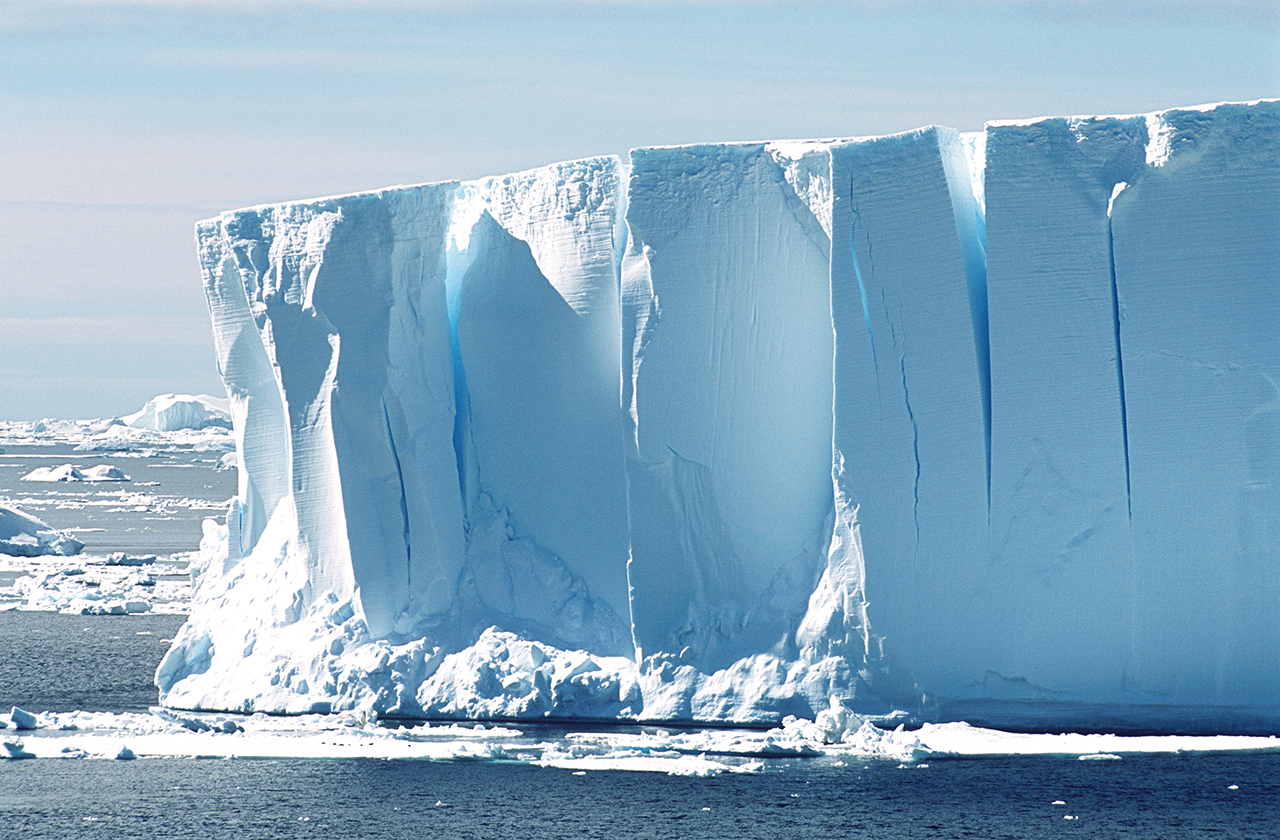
[21,464,130,482]
[2,707,1276,768]
[0,504,84,557]
[172,100,1279,728]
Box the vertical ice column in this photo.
[197,185,467,639]
[983,115,1146,698]
[622,143,835,669]
[825,128,991,699]
[307,185,466,637]
[453,158,633,652]
[201,203,356,610]
[1110,101,1280,702]
[197,217,291,563]
[380,188,470,624]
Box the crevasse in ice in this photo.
[159,100,1280,730]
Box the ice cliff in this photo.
[159,100,1280,731]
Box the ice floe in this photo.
[0,551,194,614]
[0,504,84,557]
[21,464,130,482]
[0,706,1275,774]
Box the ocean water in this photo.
[3,448,1278,838]
[2,744,1278,839]
[0,443,234,557]
[0,611,186,713]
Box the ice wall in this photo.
[824,127,990,703]
[1111,103,1280,702]
[196,185,465,638]
[453,159,632,655]
[983,115,1145,699]
[622,142,836,671]
[167,100,1279,729]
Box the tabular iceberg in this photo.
[160,100,1279,731]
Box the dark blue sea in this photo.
[2,612,1279,840]
[2,449,1278,839]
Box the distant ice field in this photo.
[0,421,235,614]
[0,443,233,558]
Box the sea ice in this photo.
[0,505,84,557]
[0,708,1275,767]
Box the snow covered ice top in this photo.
[164,100,1280,731]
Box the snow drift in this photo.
[160,100,1280,731]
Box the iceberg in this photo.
[0,505,84,557]
[124,394,232,432]
[160,100,1279,731]
[21,464,130,482]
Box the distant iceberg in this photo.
[22,464,130,483]
[124,394,231,432]
[159,100,1280,731]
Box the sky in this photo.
[1,0,1276,420]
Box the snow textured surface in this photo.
[165,100,1279,731]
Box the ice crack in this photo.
[1107,214,1133,523]
[888,310,922,564]
[850,204,878,375]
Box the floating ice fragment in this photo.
[3,739,35,759]
[106,553,156,567]
[124,394,231,432]
[0,505,84,557]
[9,707,38,730]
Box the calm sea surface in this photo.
[2,747,1278,839]
[3,452,1277,839]
[2,609,1278,840]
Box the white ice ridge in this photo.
[4,708,1278,769]
[162,100,1280,730]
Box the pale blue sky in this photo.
[1,0,1276,419]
